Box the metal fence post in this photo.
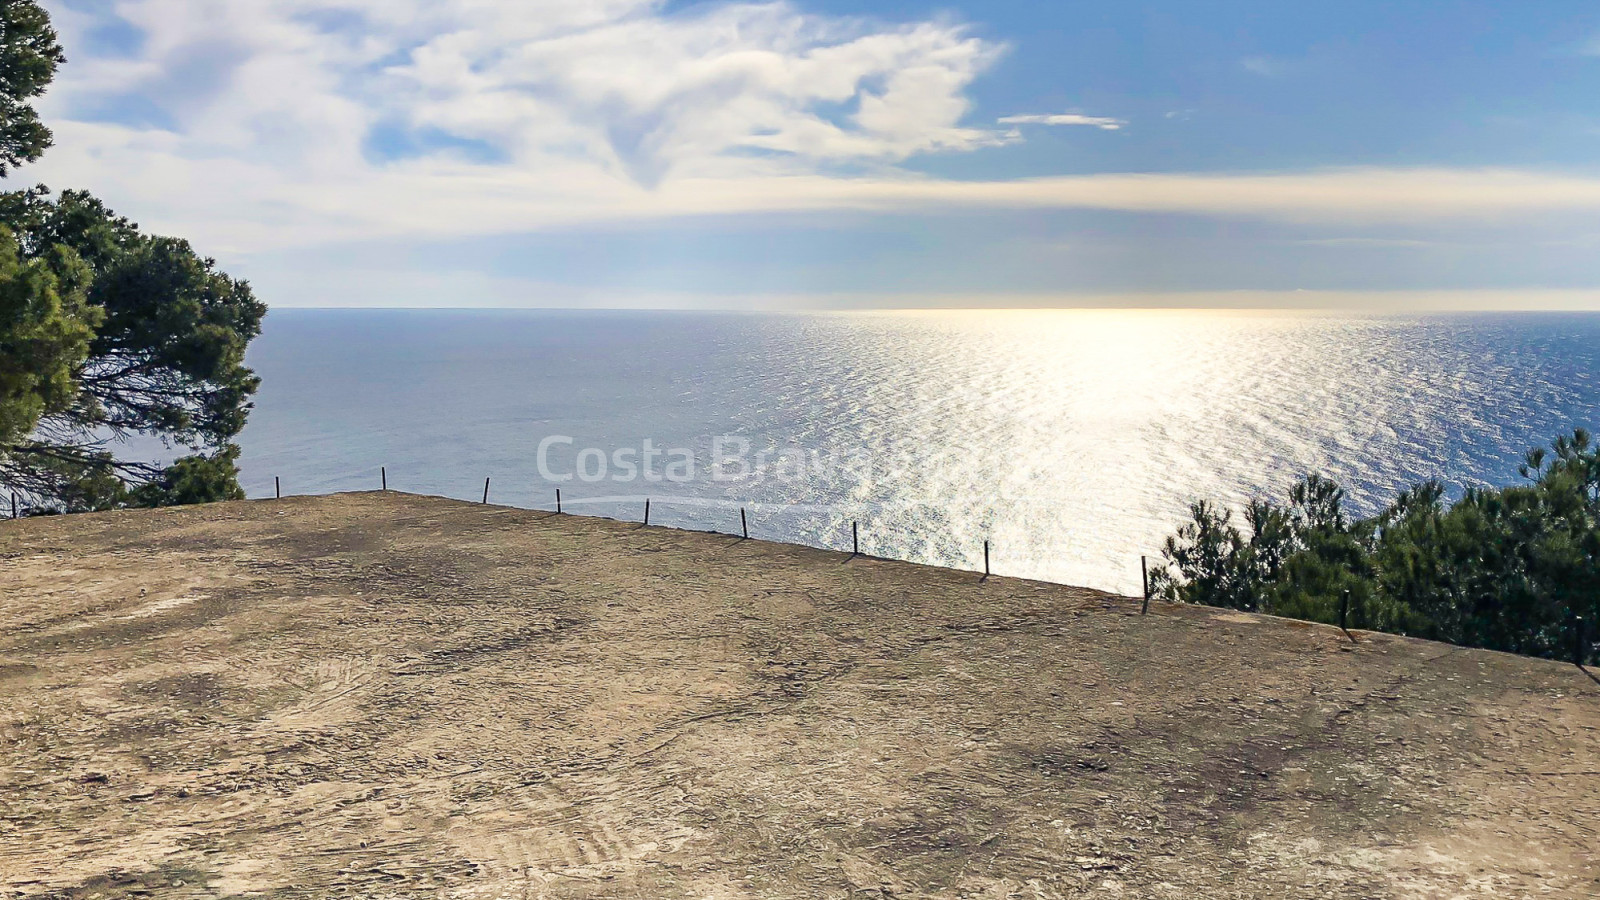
[1141,556,1150,615]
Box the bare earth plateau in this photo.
[0,492,1596,898]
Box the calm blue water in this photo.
[229,309,1600,594]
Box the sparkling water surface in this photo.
[235,309,1600,594]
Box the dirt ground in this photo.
[0,492,1595,899]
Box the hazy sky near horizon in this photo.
[21,0,1600,309]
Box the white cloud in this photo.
[33,1,1006,188]
[1240,56,1277,77]
[24,2,1600,263]
[21,0,1026,253]
[997,113,1125,130]
[38,147,1600,254]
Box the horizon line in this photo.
[263,305,1600,313]
[252,287,1600,314]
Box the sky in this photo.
[19,0,1600,309]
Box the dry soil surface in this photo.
[0,492,1596,899]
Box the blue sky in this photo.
[898,1,1600,175]
[24,0,1600,308]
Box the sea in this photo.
[230,309,1600,595]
